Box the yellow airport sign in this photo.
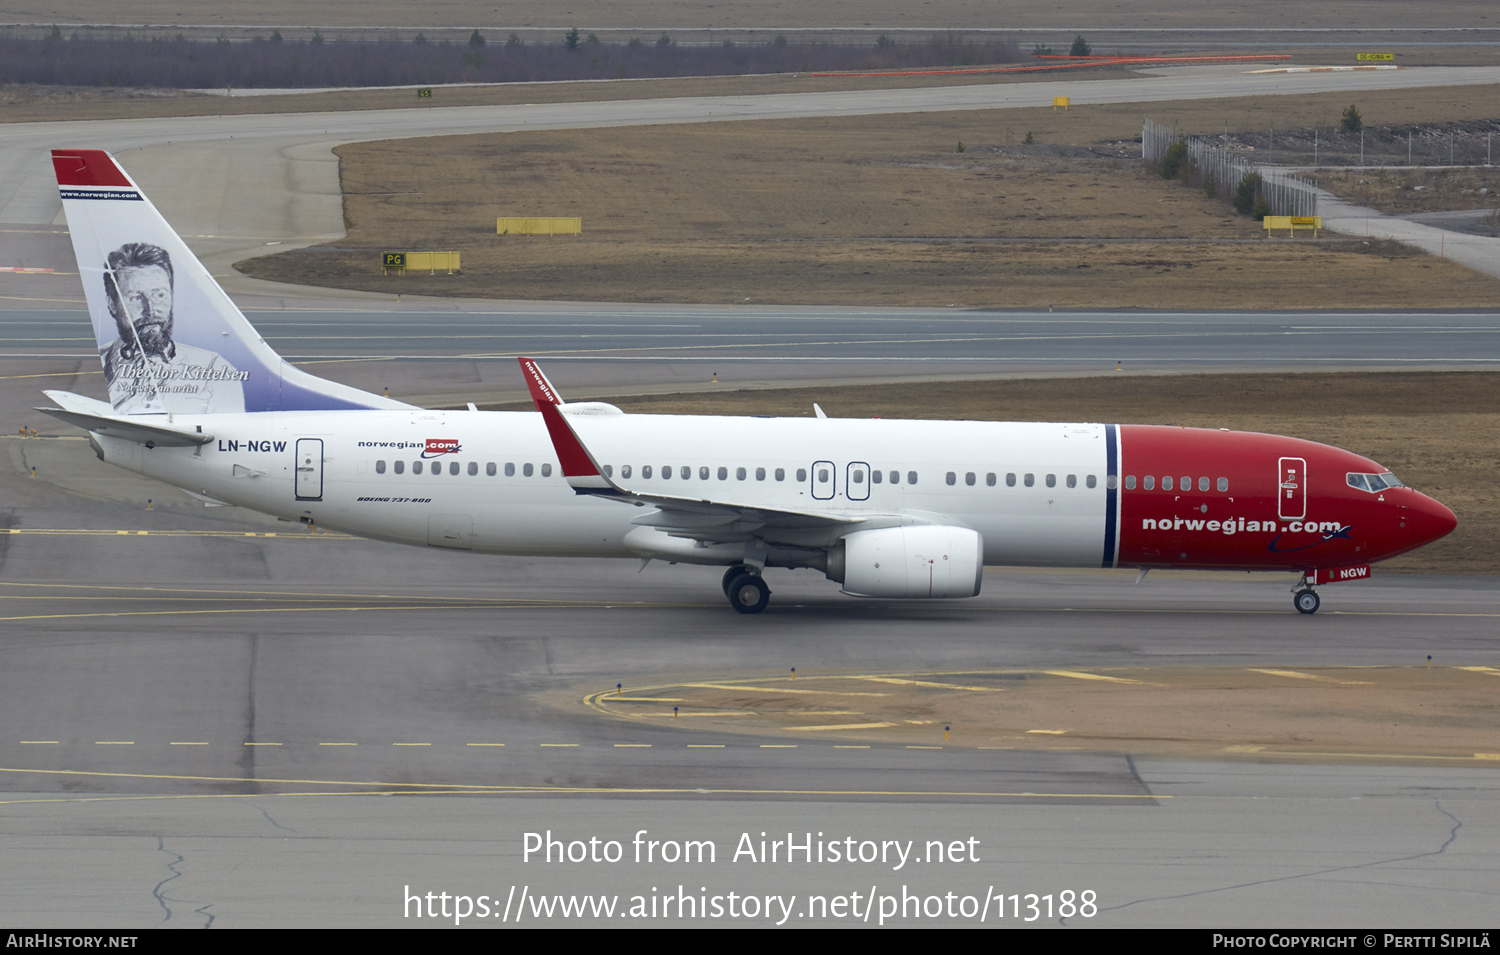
[1053,96,1070,110]
[1356,53,1394,61]
[382,251,460,274]
[497,217,583,235]
[1263,216,1322,237]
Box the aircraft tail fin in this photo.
[52,148,414,415]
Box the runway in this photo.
[1,517,1498,926]
[3,305,1499,406]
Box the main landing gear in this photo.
[1292,573,1321,614]
[722,564,771,614]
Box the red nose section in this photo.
[1406,491,1458,549]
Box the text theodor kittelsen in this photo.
[404,830,1097,925]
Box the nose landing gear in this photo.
[1293,588,1321,614]
[1292,572,1321,614]
[722,564,770,614]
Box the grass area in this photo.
[239,88,1500,308]
[471,371,1500,575]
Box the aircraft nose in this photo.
[1404,490,1457,547]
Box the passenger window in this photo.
[432,464,442,477]
[1144,475,1154,489]
[735,467,745,480]
[643,465,653,478]
[986,473,996,486]
[468,462,478,476]
[755,467,766,481]
[394,460,404,474]
[797,468,808,482]
[375,460,386,474]
[872,470,883,484]
[413,461,423,475]
[719,467,729,480]
[1125,475,1136,489]
[1046,474,1056,488]
[907,471,918,485]
[682,466,692,480]
[621,465,632,479]
[1161,476,1171,490]
[1066,474,1077,488]
[542,463,553,477]
[450,461,460,475]
[1198,476,1209,492]
[889,471,900,485]
[775,468,785,481]
[602,464,612,478]
[966,472,976,486]
[487,462,497,476]
[505,462,515,477]
[1024,473,1034,487]
[662,466,671,480]
[1217,477,1228,492]
[698,466,708,480]
[1106,475,1117,489]
[946,472,956,486]
[853,469,864,484]
[1181,476,1191,492]
[819,468,830,482]
[1086,474,1097,489]
[523,463,534,477]
[1006,473,1016,487]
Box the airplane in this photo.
[39,148,1457,615]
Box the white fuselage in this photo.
[99,410,1115,568]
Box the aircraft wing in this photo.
[36,390,214,447]
[518,358,864,543]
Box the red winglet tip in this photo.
[518,357,563,408]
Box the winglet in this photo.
[518,357,620,494]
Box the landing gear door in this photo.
[295,438,324,501]
[846,461,870,501]
[1277,456,1306,520]
[811,460,836,500]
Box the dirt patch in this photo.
[237,96,1500,308]
[471,372,1500,575]
[557,665,1500,763]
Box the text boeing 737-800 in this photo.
[40,149,1456,614]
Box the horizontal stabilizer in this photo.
[37,390,212,447]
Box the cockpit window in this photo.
[1348,471,1404,493]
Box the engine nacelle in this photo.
[827,525,983,598]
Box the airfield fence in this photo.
[1143,118,1318,218]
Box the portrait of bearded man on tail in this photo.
[99,241,247,414]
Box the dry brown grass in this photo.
[239,95,1500,308]
[472,372,1500,575]
[1314,165,1500,214]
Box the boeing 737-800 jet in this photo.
[40,149,1457,614]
